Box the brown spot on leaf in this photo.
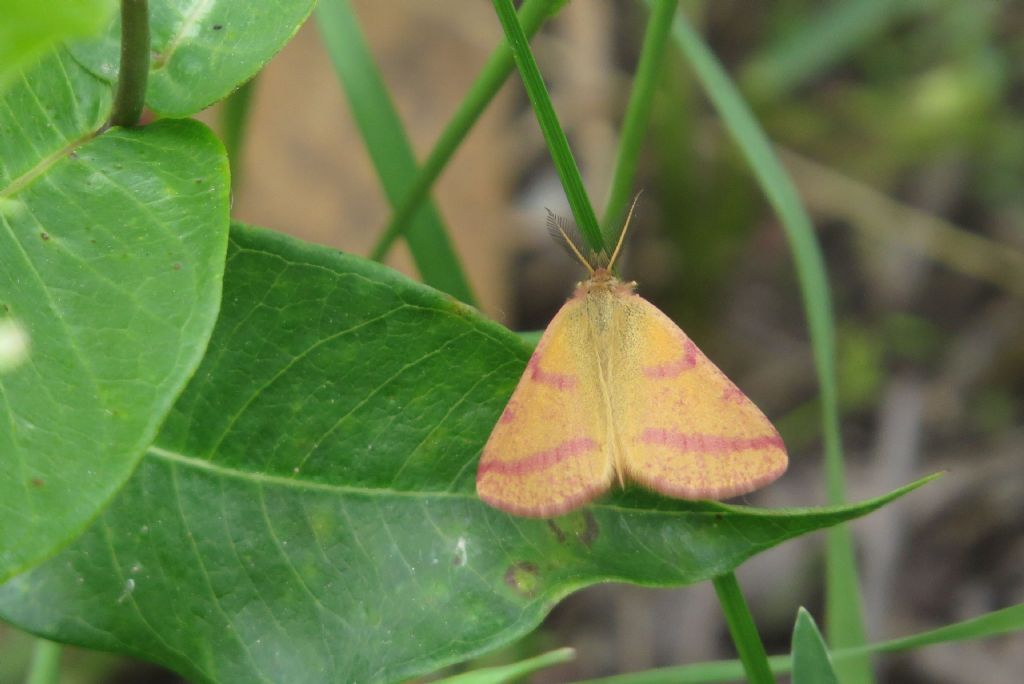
[40,232,50,241]
[579,511,599,547]
[172,262,182,271]
[547,520,566,544]
[504,561,539,597]
[30,478,44,488]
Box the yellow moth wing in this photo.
[612,293,788,499]
[476,295,613,517]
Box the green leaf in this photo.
[435,647,575,684]
[0,0,116,94]
[0,223,933,683]
[67,0,316,117]
[0,49,230,580]
[316,0,478,306]
[792,608,839,684]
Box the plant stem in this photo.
[491,0,603,252]
[110,0,149,127]
[24,639,62,684]
[372,0,561,262]
[712,572,774,684]
[601,0,677,237]
[221,77,258,189]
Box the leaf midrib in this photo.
[0,129,97,198]
[146,444,919,520]
[153,0,217,70]
[148,444,477,500]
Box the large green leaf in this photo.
[0,48,229,580]
[68,0,316,117]
[0,224,932,683]
[0,0,115,94]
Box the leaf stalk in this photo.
[110,0,150,127]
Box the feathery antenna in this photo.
[607,190,642,271]
[546,209,595,274]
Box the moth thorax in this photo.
[575,270,637,299]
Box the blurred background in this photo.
[3,0,1022,681]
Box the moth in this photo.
[476,197,787,517]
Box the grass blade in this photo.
[316,0,477,305]
[862,603,1024,654]
[572,601,1024,683]
[491,0,603,252]
[221,76,257,190]
[740,0,925,101]
[665,9,870,680]
[372,0,564,261]
[601,0,678,235]
[435,648,576,684]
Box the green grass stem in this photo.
[371,0,563,262]
[316,0,477,305]
[665,9,871,680]
[601,0,678,237]
[24,639,61,684]
[221,77,257,190]
[712,573,774,684]
[571,602,1024,684]
[435,647,576,684]
[491,0,603,252]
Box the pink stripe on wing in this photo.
[478,437,599,477]
[499,402,517,424]
[640,428,783,454]
[721,384,746,404]
[643,339,698,379]
[528,356,577,390]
